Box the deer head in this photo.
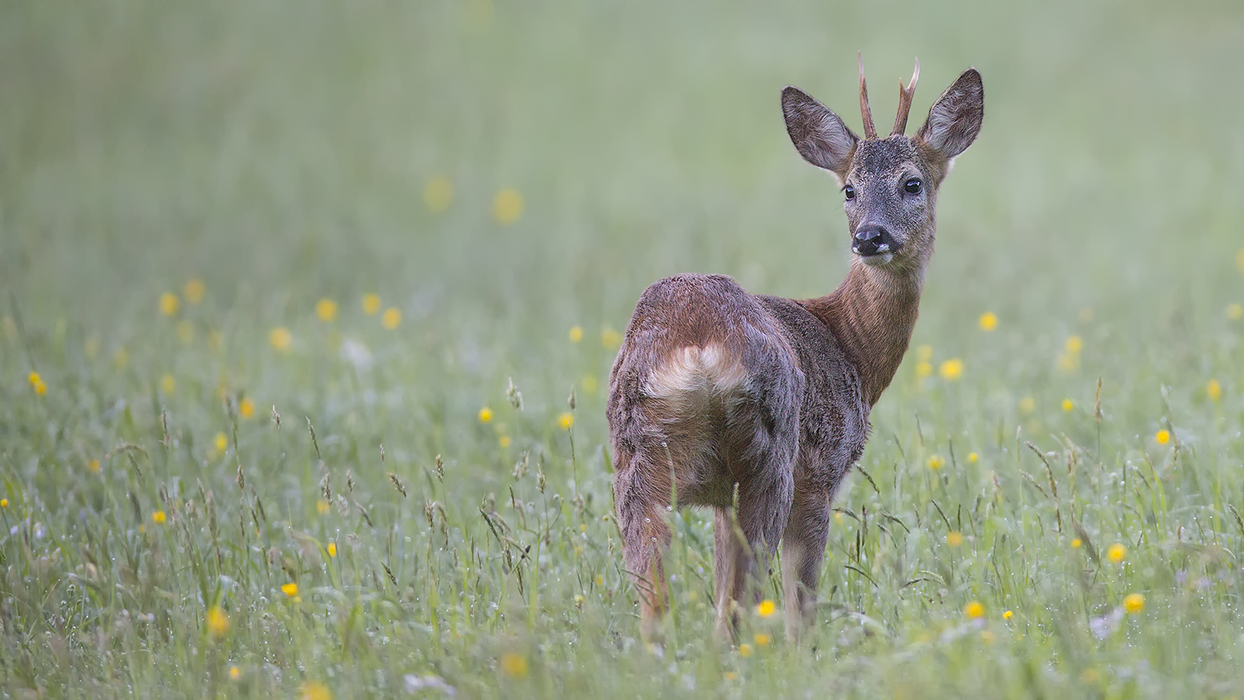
[781,56,984,272]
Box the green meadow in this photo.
[3,1,1244,697]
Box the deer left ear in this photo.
[916,68,983,160]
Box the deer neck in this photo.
[803,255,927,407]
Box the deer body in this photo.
[608,58,984,640]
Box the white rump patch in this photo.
[646,344,748,399]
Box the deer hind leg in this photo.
[613,453,673,641]
[781,488,831,642]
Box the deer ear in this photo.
[782,86,858,178]
[916,69,984,160]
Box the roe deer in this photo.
[607,56,984,641]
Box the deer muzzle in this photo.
[852,226,898,257]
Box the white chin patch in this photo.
[859,253,894,266]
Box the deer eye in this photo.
[904,178,922,194]
[843,185,855,200]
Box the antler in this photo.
[890,58,920,137]
[858,51,877,139]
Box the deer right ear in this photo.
[782,87,858,179]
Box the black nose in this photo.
[852,226,887,256]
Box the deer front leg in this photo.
[712,472,794,641]
[781,488,831,641]
[613,459,672,642]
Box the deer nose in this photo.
[852,226,889,256]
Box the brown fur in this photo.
[607,62,984,642]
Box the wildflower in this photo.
[206,606,229,637]
[269,327,292,351]
[478,407,494,424]
[1228,303,1243,321]
[327,542,337,558]
[1057,352,1079,372]
[184,278,205,304]
[28,371,47,395]
[964,601,984,619]
[88,459,101,474]
[162,375,176,394]
[967,452,979,463]
[239,398,255,419]
[1207,379,1221,402]
[927,455,945,471]
[754,633,770,647]
[724,672,738,681]
[362,293,381,315]
[595,575,603,586]
[978,312,997,331]
[1123,592,1145,614]
[601,327,621,349]
[316,500,331,515]
[381,307,402,330]
[833,511,845,525]
[738,643,753,658]
[152,511,167,524]
[558,412,574,430]
[315,298,338,322]
[1081,669,1099,683]
[568,325,583,343]
[1106,543,1126,563]
[500,652,528,678]
[499,435,511,448]
[1065,336,1083,354]
[281,582,299,597]
[917,345,933,361]
[946,531,963,547]
[159,292,179,316]
[492,188,524,224]
[1071,538,1082,549]
[915,361,933,378]
[424,176,454,213]
[300,681,332,700]
[938,358,964,381]
[214,432,228,454]
[1002,610,1014,621]
[756,599,777,618]
[1062,398,1074,412]
[0,498,7,508]
[229,666,240,680]
[1019,396,1036,414]
[1155,429,1170,445]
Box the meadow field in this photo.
[3,1,1244,697]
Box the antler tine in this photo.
[858,51,878,139]
[890,57,920,137]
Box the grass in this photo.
[3,1,1244,697]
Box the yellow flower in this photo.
[1071,538,1082,549]
[315,298,338,322]
[967,452,979,464]
[229,665,240,680]
[754,633,770,647]
[917,344,933,362]
[362,293,381,315]
[1019,396,1036,414]
[833,511,845,524]
[927,455,945,471]
[269,327,292,351]
[568,325,583,343]
[1065,336,1083,354]
[152,510,167,524]
[1062,398,1074,412]
[738,643,753,658]
[1057,352,1079,372]
[206,606,229,637]
[1228,303,1244,321]
[601,327,621,349]
[214,432,228,454]
[492,188,524,224]
[184,278,205,304]
[0,498,8,508]
[316,500,331,515]
[1123,592,1145,614]
[1207,379,1221,402]
[281,582,299,597]
[915,361,933,378]
[1081,668,1099,683]
[964,601,984,619]
[1002,610,1014,621]
[978,312,998,331]
[938,358,963,381]
[946,531,963,547]
[28,372,47,396]
[499,435,511,448]
[424,176,454,213]
[558,412,574,430]
[159,292,180,316]
[724,672,738,681]
[239,398,255,419]
[88,459,101,473]
[756,599,777,618]
[1106,543,1126,563]
[1155,429,1171,445]
[300,681,332,700]
[327,542,337,558]
[500,652,528,678]
[161,374,176,394]
[478,407,494,424]
[381,307,401,330]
